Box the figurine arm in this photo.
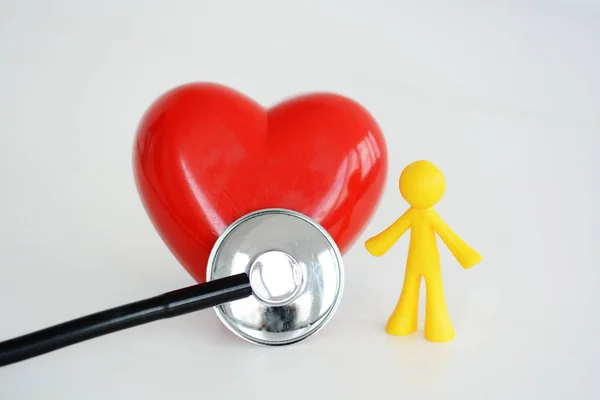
[364,208,413,257]
[429,209,482,269]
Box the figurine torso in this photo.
[406,208,441,275]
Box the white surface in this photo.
[1,0,599,398]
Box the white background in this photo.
[1,0,599,398]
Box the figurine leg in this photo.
[423,273,455,342]
[385,271,421,336]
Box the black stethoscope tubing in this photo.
[0,273,252,368]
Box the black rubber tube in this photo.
[0,273,252,367]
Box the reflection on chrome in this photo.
[249,250,304,306]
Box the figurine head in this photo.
[399,160,446,209]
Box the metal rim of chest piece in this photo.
[206,208,345,346]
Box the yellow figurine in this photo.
[365,160,482,342]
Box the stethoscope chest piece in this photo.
[207,208,345,346]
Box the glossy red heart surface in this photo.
[133,82,388,283]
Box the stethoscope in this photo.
[0,208,344,367]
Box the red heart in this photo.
[133,82,388,283]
